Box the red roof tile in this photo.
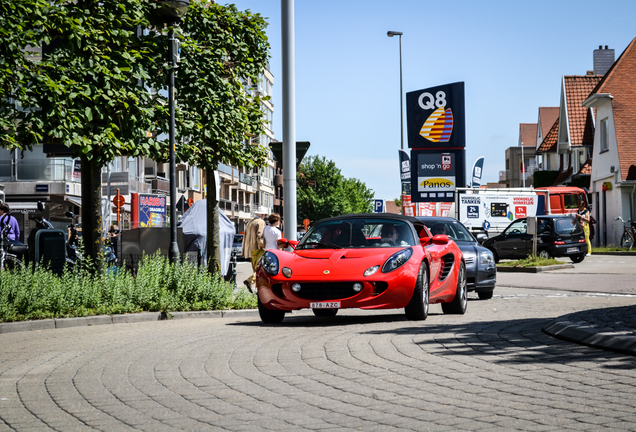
[538,107,559,143]
[578,158,592,175]
[519,123,537,147]
[590,37,636,181]
[563,75,602,146]
[537,116,559,153]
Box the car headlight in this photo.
[480,250,494,265]
[381,248,413,273]
[260,251,279,275]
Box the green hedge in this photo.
[0,254,256,322]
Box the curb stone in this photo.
[496,264,575,273]
[543,320,636,356]
[0,309,259,334]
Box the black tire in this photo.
[537,248,552,259]
[313,308,338,317]
[257,294,285,324]
[1,255,23,273]
[442,261,467,314]
[489,249,500,264]
[570,253,585,263]
[405,262,429,320]
[621,232,634,250]
[477,290,493,300]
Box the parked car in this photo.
[483,215,587,263]
[255,213,467,323]
[418,216,496,300]
[232,234,244,259]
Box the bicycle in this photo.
[0,221,25,272]
[615,216,636,250]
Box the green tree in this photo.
[297,155,375,224]
[13,0,162,267]
[149,2,269,274]
[0,0,49,149]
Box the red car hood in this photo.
[275,248,405,278]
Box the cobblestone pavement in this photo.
[1,287,636,431]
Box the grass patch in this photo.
[592,246,635,253]
[497,255,562,267]
[0,253,256,323]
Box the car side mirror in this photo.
[432,234,449,245]
[288,240,299,249]
[65,211,75,219]
[475,232,488,243]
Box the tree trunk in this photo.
[206,165,221,275]
[81,156,104,272]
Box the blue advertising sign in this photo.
[471,156,485,187]
[406,82,465,149]
[410,149,465,203]
[138,194,166,227]
[467,205,479,218]
[373,199,385,213]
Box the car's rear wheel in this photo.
[442,261,467,314]
[477,290,493,300]
[570,253,585,263]
[537,248,552,259]
[405,262,429,320]
[313,308,338,317]
[258,295,285,324]
[489,249,500,264]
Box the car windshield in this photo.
[423,220,475,242]
[297,218,416,249]
[554,217,583,234]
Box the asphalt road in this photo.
[1,256,636,431]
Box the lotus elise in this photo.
[255,214,467,323]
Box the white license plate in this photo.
[310,302,340,309]
[567,247,578,253]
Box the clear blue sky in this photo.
[228,0,636,201]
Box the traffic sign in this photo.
[373,199,384,213]
[113,190,125,208]
[187,198,194,207]
[303,218,310,230]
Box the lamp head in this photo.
[387,31,403,37]
[156,0,190,23]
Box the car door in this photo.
[497,219,529,258]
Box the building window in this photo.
[600,118,608,153]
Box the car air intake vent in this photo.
[464,256,475,265]
[294,282,359,300]
[440,253,455,280]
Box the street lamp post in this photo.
[156,0,189,264]
[387,31,404,150]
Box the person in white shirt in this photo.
[263,213,282,250]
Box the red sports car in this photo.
[255,214,467,323]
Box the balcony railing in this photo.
[0,159,77,182]
[239,172,252,186]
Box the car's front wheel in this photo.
[442,261,467,314]
[405,262,429,320]
[258,295,285,324]
[313,308,338,317]
[477,290,493,300]
[570,253,585,263]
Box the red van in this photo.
[534,187,588,215]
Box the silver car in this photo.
[417,216,496,300]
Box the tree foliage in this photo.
[297,155,374,223]
[0,0,270,271]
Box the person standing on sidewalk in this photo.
[576,201,591,256]
[242,216,266,293]
[263,213,282,251]
[0,203,20,243]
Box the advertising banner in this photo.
[406,82,465,149]
[410,149,465,203]
[398,149,411,182]
[131,193,167,228]
[471,156,484,187]
[457,192,538,233]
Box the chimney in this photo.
[594,45,615,75]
